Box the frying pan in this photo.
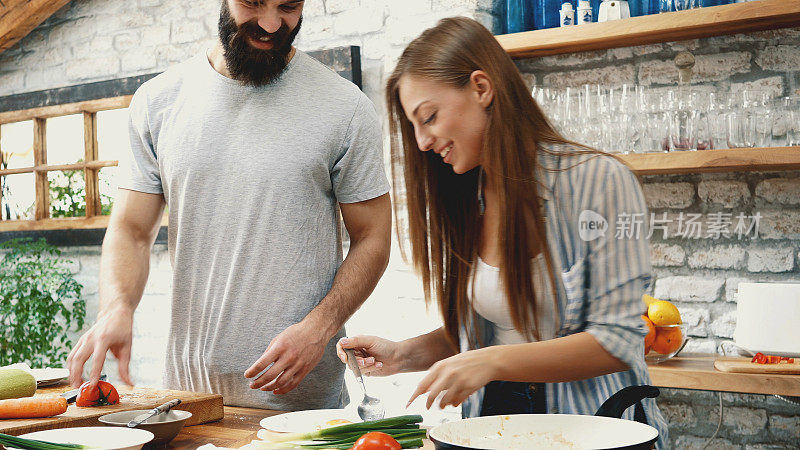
[429,385,660,450]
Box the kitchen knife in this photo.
[127,398,181,427]
[60,374,107,403]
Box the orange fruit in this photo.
[652,326,683,355]
[642,315,656,355]
[642,294,660,307]
[647,300,682,326]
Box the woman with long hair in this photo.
[337,16,668,447]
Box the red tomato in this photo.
[351,432,401,450]
[75,380,120,407]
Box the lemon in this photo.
[648,300,682,326]
[642,294,660,307]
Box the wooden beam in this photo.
[0,160,118,176]
[83,112,99,217]
[0,0,71,55]
[497,0,800,58]
[0,212,167,232]
[32,118,48,220]
[0,96,132,124]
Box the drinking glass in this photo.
[668,89,698,151]
[726,91,756,148]
[784,97,800,146]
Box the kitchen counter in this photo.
[167,407,435,449]
[647,355,800,396]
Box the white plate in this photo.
[29,367,70,386]
[1,364,69,386]
[259,409,361,433]
[18,427,154,450]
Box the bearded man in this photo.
[66,0,391,410]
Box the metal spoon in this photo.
[344,348,385,421]
[127,399,181,427]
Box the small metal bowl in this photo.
[99,410,192,446]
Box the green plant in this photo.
[0,238,86,367]
[50,162,113,218]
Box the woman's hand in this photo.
[407,348,498,409]
[336,336,404,377]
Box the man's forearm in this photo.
[304,233,390,341]
[97,222,157,316]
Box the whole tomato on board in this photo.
[76,380,120,407]
[351,432,401,450]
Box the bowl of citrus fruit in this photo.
[642,295,688,363]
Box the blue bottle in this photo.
[506,0,533,33]
[629,0,646,16]
[534,0,565,30]
[590,0,602,21]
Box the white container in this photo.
[734,282,800,357]
[598,0,631,22]
[560,2,575,26]
[577,0,593,24]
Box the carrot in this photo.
[0,396,68,419]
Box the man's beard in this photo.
[218,2,302,86]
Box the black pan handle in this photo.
[594,385,660,419]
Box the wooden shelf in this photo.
[647,355,800,396]
[496,0,800,58]
[617,146,800,175]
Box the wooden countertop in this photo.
[647,355,800,396]
[167,407,435,449]
[165,355,800,448]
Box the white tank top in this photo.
[469,255,557,345]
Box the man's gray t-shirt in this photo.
[123,50,389,410]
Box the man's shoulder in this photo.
[133,54,203,103]
[291,50,365,104]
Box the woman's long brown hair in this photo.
[386,17,600,349]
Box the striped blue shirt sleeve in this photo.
[581,157,653,369]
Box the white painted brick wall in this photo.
[687,245,745,270]
[649,243,685,266]
[697,180,751,208]
[653,276,724,303]
[755,178,800,205]
[642,182,695,209]
[747,246,796,273]
[757,210,800,240]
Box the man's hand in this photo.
[244,321,327,395]
[67,307,135,388]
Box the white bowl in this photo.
[18,427,154,450]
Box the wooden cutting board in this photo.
[0,384,223,436]
[714,357,800,374]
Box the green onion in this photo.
[301,429,427,447]
[310,427,421,442]
[0,433,87,450]
[256,414,424,444]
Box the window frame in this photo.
[0,95,142,231]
